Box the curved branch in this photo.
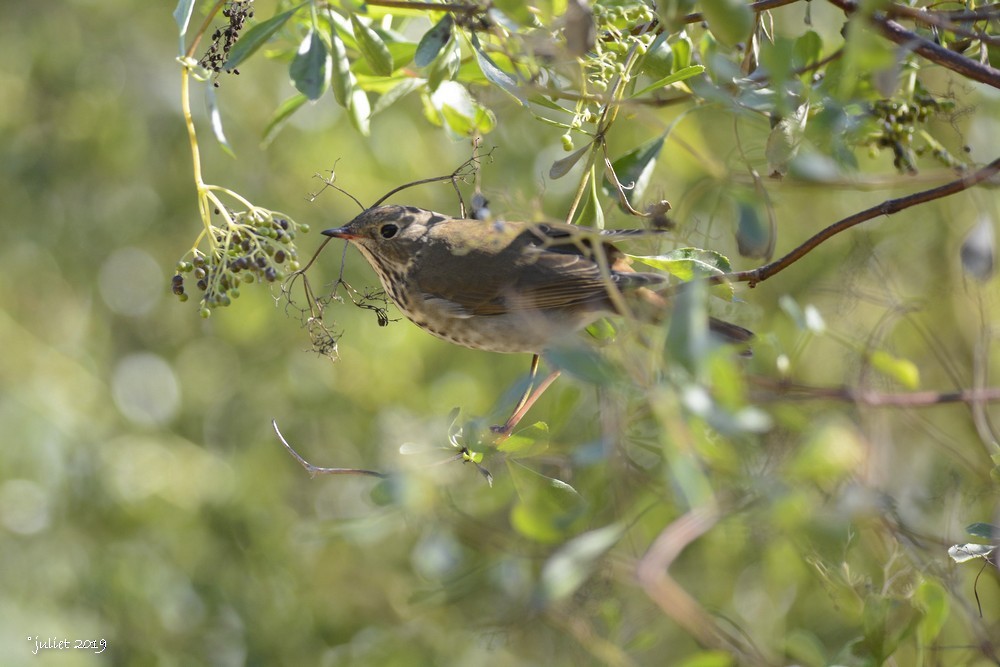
[726,157,1000,287]
[826,0,1000,89]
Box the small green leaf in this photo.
[262,93,308,144]
[508,462,586,543]
[673,35,692,70]
[700,0,753,47]
[537,523,626,604]
[348,86,371,136]
[371,77,423,117]
[226,5,304,70]
[735,201,774,259]
[544,346,616,385]
[915,579,949,646]
[205,85,234,156]
[602,136,665,210]
[793,30,823,69]
[667,279,709,373]
[415,14,454,67]
[497,422,550,457]
[429,81,496,136]
[290,29,330,100]
[966,522,997,539]
[639,31,673,79]
[351,14,393,76]
[472,34,525,105]
[869,350,920,389]
[630,65,705,98]
[549,144,592,179]
[174,0,195,40]
[328,30,351,107]
[632,247,732,277]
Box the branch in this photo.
[725,156,1000,287]
[749,378,1000,407]
[826,0,1000,89]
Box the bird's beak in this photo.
[322,226,358,239]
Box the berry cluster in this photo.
[199,1,254,78]
[172,209,308,317]
[868,91,959,173]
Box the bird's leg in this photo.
[491,354,561,437]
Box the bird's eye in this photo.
[379,223,399,239]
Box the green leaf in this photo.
[869,350,920,389]
[966,522,997,539]
[262,93,308,145]
[351,14,393,76]
[205,85,234,157]
[700,0,753,47]
[471,34,525,105]
[290,29,330,100]
[328,30,351,107]
[414,14,454,67]
[602,136,664,210]
[915,579,949,646]
[508,462,586,543]
[674,651,735,667]
[537,523,626,604]
[735,201,773,259]
[174,0,195,43]
[370,77,423,117]
[793,30,823,69]
[639,31,673,79]
[497,422,550,458]
[673,35,692,70]
[348,86,371,136]
[544,346,616,386]
[631,247,731,278]
[429,81,496,136]
[225,5,303,70]
[667,278,710,373]
[549,144,592,180]
[630,65,705,98]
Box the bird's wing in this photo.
[414,219,661,316]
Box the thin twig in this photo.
[749,377,1000,407]
[272,419,388,478]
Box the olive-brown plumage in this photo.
[323,205,699,353]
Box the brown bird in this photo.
[324,205,750,434]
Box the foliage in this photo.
[3,0,1000,665]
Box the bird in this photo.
[323,204,751,435]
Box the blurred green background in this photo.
[3,1,999,665]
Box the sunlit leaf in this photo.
[371,77,423,117]
[262,93,308,144]
[630,65,705,98]
[415,14,454,67]
[700,0,752,47]
[869,350,920,390]
[430,81,496,136]
[640,32,673,79]
[947,543,995,563]
[497,422,549,457]
[537,523,625,604]
[351,13,393,76]
[205,85,234,156]
[766,103,809,178]
[329,30,351,107]
[348,86,371,135]
[226,5,303,70]
[174,0,195,42]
